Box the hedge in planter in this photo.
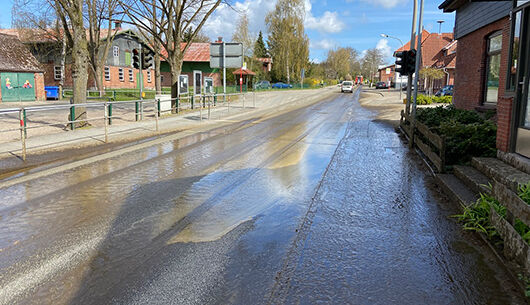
[416,106,497,165]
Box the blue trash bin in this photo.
[45,86,59,100]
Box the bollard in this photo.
[140,101,144,120]
[19,109,26,161]
[176,97,180,113]
[199,100,202,121]
[191,95,195,109]
[22,108,27,137]
[70,105,75,130]
[135,101,140,121]
[104,102,109,143]
[155,101,159,132]
[108,102,113,125]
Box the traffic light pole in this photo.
[139,44,143,102]
[406,0,418,116]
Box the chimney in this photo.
[216,37,223,43]
[114,21,122,30]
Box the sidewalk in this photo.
[0,87,338,163]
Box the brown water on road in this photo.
[0,90,524,304]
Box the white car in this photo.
[341,81,354,93]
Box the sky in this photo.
[0,0,455,65]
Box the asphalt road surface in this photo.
[0,89,524,304]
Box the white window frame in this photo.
[118,68,124,82]
[147,70,152,83]
[128,69,134,82]
[104,66,110,81]
[54,66,63,80]
[113,46,119,58]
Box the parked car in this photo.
[254,80,271,90]
[341,81,354,93]
[375,81,388,89]
[435,85,454,96]
[272,82,293,89]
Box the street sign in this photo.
[179,75,188,95]
[209,42,243,68]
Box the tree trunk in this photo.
[94,64,104,97]
[169,54,182,113]
[59,33,67,99]
[70,9,89,127]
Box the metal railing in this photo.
[0,92,254,161]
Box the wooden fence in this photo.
[400,110,446,172]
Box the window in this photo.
[125,51,131,66]
[147,70,152,83]
[508,11,522,91]
[484,32,502,104]
[104,66,110,81]
[119,68,124,81]
[128,69,133,82]
[113,46,119,58]
[161,75,164,83]
[54,66,63,80]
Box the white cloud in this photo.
[376,38,393,59]
[359,0,408,9]
[310,39,335,50]
[304,0,345,33]
[202,0,277,42]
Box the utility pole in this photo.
[406,0,418,116]
[139,43,143,101]
[412,0,424,121]
[223,40,226,101]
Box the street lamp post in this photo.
[381,33,404,101]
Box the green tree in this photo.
[325,47,359,80]
[253,31,267,58]
[420,67,446,95]
[266,0,309,83]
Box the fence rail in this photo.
[400,110,446,172]
[0,92,253,161]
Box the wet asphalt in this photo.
[0,89,525,304]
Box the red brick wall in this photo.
[453,17,510,110]
[43,63,155,90]
[497,96,514,151]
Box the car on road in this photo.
[435,85,454,96]
[375,81,388,89]
[254,80,271,90]
[272,82,293,89]
[341,81,354,93]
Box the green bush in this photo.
[416,105,496,165]
[432,95,452,104]
[416,94,432,105]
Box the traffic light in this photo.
[143,50,154,69]
[395,51,408,76]
[406,49,416,75]
[394,49,417,76]
[132,49,140,69]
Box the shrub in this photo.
[416,105,496,164]
[432,95,452,104]
[416,94,432,105]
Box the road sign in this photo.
[209,42,243,68]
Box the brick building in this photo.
[395,29,456,92]
[0,26,155,91]
[439,0,530,158]
[0,33,45,102]
[160,43,221,94]
[377,64,395,86]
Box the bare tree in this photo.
[86,0,120,96]
[120,0,223,112]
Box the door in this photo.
[1,72,35,102]
[515,6,530,157]
[194,71,202,95]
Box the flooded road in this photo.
[0,90,524,304]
